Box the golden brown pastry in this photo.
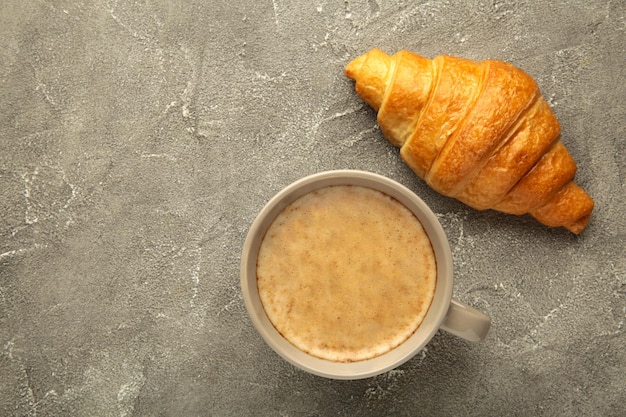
[345,48,594,234]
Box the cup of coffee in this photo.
[240,170,490,379]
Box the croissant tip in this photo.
[564,212,593,235]
[345,54,367,80]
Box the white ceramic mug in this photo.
[240,170,490,379]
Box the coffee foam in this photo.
[256,185,437,362]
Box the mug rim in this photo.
[240,170,454,379]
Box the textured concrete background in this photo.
[1,0,624,416]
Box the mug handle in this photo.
[439,299,491,342]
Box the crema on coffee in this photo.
[256,185,436,362]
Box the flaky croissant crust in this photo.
[345,49,594,234]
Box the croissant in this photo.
[345,49,594,234]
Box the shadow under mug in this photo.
[240,170,490,379]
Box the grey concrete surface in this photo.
[1,0,624,416]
